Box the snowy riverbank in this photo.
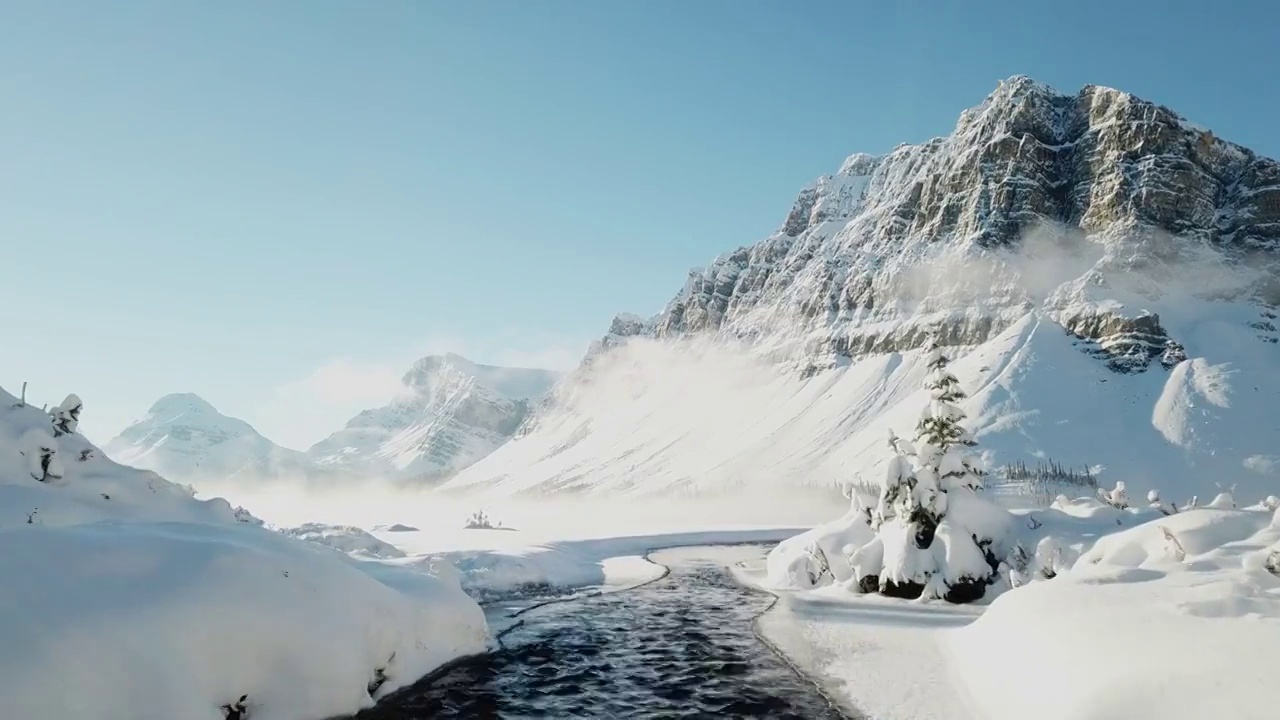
[753,497,1280,720]
[0,389,486,720]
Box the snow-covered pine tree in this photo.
[51,393,83,437]
[851,430,922,595]
[846,339,1011,603]
[917,342,983,492]
[912,340,1002,602]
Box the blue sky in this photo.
[3,0,1278,449]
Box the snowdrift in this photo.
[443,310,1279,502]
[0,388,486,720]
[949,504,1280,720]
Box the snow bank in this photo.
[373,523,420,532]
[0,388,486,720]
[281,522,407,559]
[763,506,874,589]
[949,505,1280,720]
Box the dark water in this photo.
[356,545,847,719]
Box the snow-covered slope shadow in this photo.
[443,311,1279,502]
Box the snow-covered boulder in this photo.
[764,504,874,589]
[373,523,420,533]
[0,387,487,720]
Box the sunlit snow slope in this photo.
[443,77,1280,502]
[443,313,1277,500]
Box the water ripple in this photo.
[356,545,847,719]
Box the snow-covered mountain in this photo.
[110,356,560,485]
[441,76,1280,501]
[307,354,559,484]
[105,393,310,483]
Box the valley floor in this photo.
[329,492,1280,720]
[15,439,1276,720]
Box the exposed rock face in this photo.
[308,354,559,484]
[613,76,1279,370]
[1058,311,1175,373]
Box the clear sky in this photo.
[3,0,1278,450]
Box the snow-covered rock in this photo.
[1,386,486,720]
[105,393,311,484]
[443,76,1280,502]
[307,353,559,484]
[373,523,420,533]
[281,522,408,559]
[764,504,874,589]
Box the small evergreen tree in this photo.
[21,429,64,482]
[51,393,83,437]
[849,339,1010,603]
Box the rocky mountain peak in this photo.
[443,76,1280,501]
[837,152,881,177]
[626,76,1279,373]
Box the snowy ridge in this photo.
[0,385,486,720]
[646,75,1279,362]
[444,76,1280,501]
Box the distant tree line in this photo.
[1000,458,1097,488]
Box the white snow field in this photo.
[0,387,486,720]
[189,475,825,597]
[758,495,1280,720]
[950,501,1280,720]
[442,307,1280,504]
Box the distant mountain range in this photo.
[104,354,559,485]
